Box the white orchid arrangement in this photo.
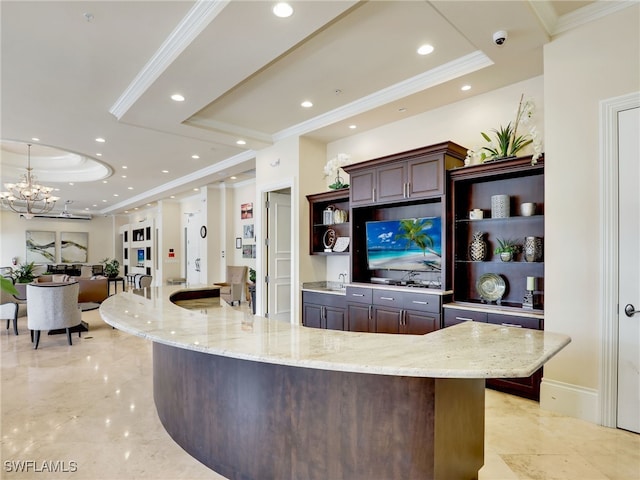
[324,153,352,189]
[466,94,543,166]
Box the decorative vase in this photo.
[491,194,510,218]
[499,251,513,262]
[524,236,543,262]
[469,232,487,261]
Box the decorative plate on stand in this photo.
[476,273,506,303]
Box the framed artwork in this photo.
[241,202,253,219]
[251,244,256,258]
[242,245,253,259]
[26,231,56,263]
[235,237,242,249]
[243,224,254,239]
[61,232,89,263]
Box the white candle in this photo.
[527,276,535,291]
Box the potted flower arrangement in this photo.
[465,94,543,166]
[494,238,520,262]
[324,153,352,189]
[100,258,120,278]
[10,261,37,283]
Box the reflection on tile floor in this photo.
[2,302,638,479]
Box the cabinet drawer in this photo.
[372,289,403,307]
[487,313,542,330]
[403,292,440,314]
[345,286,372,304]
[443,308,487,327]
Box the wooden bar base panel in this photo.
[153,342,485,480]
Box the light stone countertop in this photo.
[100,285,570,379]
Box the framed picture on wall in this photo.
[26,231,56,263]
[242,245,252,259]
[241,202,253,219]
[61,232,89,263]
[243,224,254,239]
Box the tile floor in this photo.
[1,300,639,480]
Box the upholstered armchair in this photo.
[27,282,82,349]
[134,275,152,288]
[218,266,248,306]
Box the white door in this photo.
[617,106,640,433]
[186,216,201,285]
[266,190,291,321]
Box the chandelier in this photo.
[0,144,59,219]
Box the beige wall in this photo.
[228,180,257,271]
[0,210,117,269]
[541,5,640,420]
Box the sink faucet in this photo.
[338,272,347,288]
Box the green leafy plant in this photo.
[100,258,120,277]
[1,276,19,295]
[494,238,521,255]
[10,261,37,283]
[249,267,256,283]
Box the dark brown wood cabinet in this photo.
[306,189,350,255]
[345,142,466,208]
[302,291,346,330]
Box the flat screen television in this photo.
[365,217,442,272]
[137,249,145,265]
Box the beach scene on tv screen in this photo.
[366,217,442,272]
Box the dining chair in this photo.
[27,282,82,349]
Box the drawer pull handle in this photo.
[455,316,474,322]
[380,296,394,301]
[412,300,428,305]
[501,323,522,328]
[351,293,365,297]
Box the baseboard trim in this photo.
[540,378,599,424]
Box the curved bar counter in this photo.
[100,286,570,480]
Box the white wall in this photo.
[0,210,117,269]
[229,180,257,271]
[541,4,640,422]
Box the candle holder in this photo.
[522,290,534,309]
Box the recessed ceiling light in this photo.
[417,44,434,55]
[95,137,105,143]
[161,170,169,173]
[31,137,40,142]
[461,85,472,91]
[273,2,293,18]
[69,182,74,186]
[55,188,60,192]
[128,187,133,190]
[193,188,199,191]
[349,125,357,129]
[103,180,108,184]
[113,194,119,197]
[191,154,199,159]
[122,166,127,169]
[170,195,175,199]
[146,203,152,207]
[121,175,127,178]
[171,94,185,102]
[134,207,139,210]
[102,199,107,203]
[124,210,129,213]
[301,100,313,108]
[230,176,237,180]
[92,204,97,207]
[236,140,246,145]
[96,153,102,156]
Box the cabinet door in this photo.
[350,170,376,207]
[325,305,346,331]
[373,306,402,333]
[347,303,371,332]
[303,302,323,329]
[404,310,439,335]
[407,155,443,198]
[376,162,407,204]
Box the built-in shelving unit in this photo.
[306,189,350,256]
[121,220,154,278]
